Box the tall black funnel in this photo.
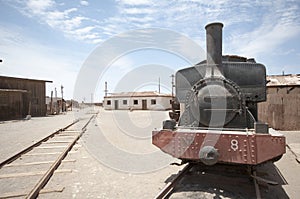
[205,22,223,75]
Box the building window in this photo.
[151,99,156,105]
[123,100,127,105]
[107,100,111,105]
[133,100,138,105]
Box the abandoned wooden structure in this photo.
[258,74,300,130]
[0,76,52,121]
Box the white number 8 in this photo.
[231,139,239,151]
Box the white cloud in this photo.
[91,38,104,44]
[63,16,87,30]
[26,0,54,14]
[46,8,79,28]
[8,0,300,48]
[71,26,101,42]
[125,16,154,23]
[226,0,300,58]
[118,0,152,6]
[74,26,95,34]
[14,1,101,43]
[80,0,89,6]
[123,8,155,15]
[236,25,300,57]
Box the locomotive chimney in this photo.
[205,22,223,75]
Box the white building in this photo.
[103,91,172,110]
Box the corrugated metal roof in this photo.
[267,74,300,87]
[105,91,172,98]
[0,75,53,83]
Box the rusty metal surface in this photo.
[152,130,285,165]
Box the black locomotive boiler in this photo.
[152,22,285,166]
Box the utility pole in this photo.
[158,77,161,94]
[55,87,57,113]
[91,93,93,105]
[170,74,175,98]
[104,81,108,97]
[50,91,53,114]
[61,85,64,112]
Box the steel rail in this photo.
[154,163,193,199]
[252,170,262,199]
[156,163,265,199]
[81,112,97,131]
[25,114,96,199]
[0,119,79,169]
[26,114,96,199]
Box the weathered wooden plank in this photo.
[3,159,76,167]
[0,187,65,198]
[0,169,72,179]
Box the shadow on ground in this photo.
[165,162,289,199]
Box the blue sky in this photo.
[1,0,300,101]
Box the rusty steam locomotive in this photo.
[152,22,285,166]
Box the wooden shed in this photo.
[258,74,300,130]
[0,76,52,121]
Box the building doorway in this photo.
[142,100,147,110]
[114,100,119,110]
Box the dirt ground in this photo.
[0,107,299,198]
[0,110,77,162]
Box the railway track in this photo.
[154,163,193,199]
[154,163,273,199]
[0,114,97,199]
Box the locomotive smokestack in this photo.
[205,22,223,75]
